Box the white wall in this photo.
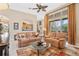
[0,9,37,40]
[9,15,37,40]
[1,19,37,40]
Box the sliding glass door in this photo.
[49,18,68,32]
[49,20,61,32]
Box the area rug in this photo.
[16,47,70,56]
[49,51,68,56]
[16,48,37,56]
[41,47,69,56]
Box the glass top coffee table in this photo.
[32,41,50,56]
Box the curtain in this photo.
[44,14,49,35]
[68,4,76,45]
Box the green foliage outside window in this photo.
[62,23,68,32]
[49,18,68,32]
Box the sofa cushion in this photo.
[49,32,56,37]
[52,39,59,48]
[17,32,40,47]
[56,32,67,38]
[20,38,30,43]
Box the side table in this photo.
[0,43,7,56]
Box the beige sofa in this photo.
[45,32,67,49]
[15,32,40,47]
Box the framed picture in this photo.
[14,23,19,30]
[22,22,33,31]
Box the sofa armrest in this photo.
[45,38,52,40]
[59,38,66,41]
[58,38,66,48]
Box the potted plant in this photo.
[0,23,3,43]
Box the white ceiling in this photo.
[9,3,66,20]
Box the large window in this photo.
[61,18,68,32]
[49,18,68,32]
[49,20,61,32]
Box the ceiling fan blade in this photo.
[42,9,46,12]
[44,6,48,8]
[37,9,40,12]
[42,6,48,9]
[43,10,46,12]
[29,4,48,12]
[36,4,41,8]
[32,8,38,10]
[29,8,38,10]
[36,4,39,7]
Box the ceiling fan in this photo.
[29,4,48,13]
